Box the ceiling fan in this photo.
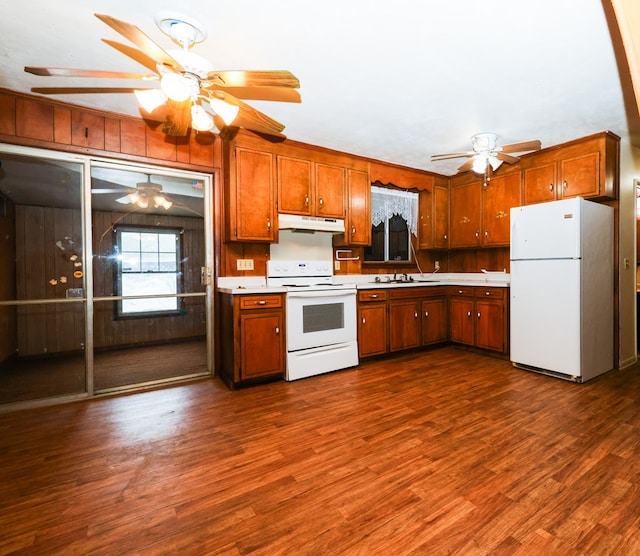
[431,133,542,174]
[24,12,301,138]
[93,174,174,210]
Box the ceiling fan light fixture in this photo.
[155,12,208,48]
[209,97,239,126]
[472,155,488,174]
[134,89,167,112]
[488,155,503,172]
[191,104,214,131]
[160,73,192,101]
[153,194,173,210]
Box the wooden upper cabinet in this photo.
[522,131,619,204]
[419,182,449,249]
[277,155,313,215]
[449,176,482,248]
[228,146,276,242]
[315,162,346,218]
[482,171,521,246]
[344,168,371,245]
[276,155,346,218]
[71,109,105,150]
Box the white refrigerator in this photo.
[509,197,614,382]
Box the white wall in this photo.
[617,138,640,368]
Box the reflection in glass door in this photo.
[91,162,210,393]
[0,145,213,410]
[0,149,87,405]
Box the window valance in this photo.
[370,185,419,235]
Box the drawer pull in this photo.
[485,291,491,296]
[370,294,378,299]
[257,300,267,305]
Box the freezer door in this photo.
[510,259,581,377]
[510,198,581,260]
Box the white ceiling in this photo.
[0,1,634,176]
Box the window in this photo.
[115,226,182,317]
[364,185,418,262]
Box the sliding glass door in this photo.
[0,145,213,409]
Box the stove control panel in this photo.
[267,260,333,278]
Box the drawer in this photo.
[240,294,283,310]
[449,287,474,297]
[475,288,506,300]
[358,289,388,302]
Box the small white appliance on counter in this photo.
[509,197,614,382]
[266,260,358,381]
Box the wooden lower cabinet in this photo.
[219,292,285,388]
[389,300,421,351]
[422,297,448,345]
[357,289,388,357]
[449,287,507,353]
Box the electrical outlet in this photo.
[434,260,440,271]
[334,260,340,271]
[237,259,254,271]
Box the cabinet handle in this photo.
[352,225,356,234]
[414,312,418,319]
[275,325,280,334]
[266,217,271,231]
[563,180,568,189]
[549,183,554,191]
[484,230,488,238]
[475,231,479,239]
[443,234,447,240]
[485,291,491,296]
[362,317,366,325]
[257,300,267,305]
[304,194,309,207]
[467,311,472,318]
[369,294,378,299]
[458,290,464,294]
[319,197,324,207]
[425,311,429,318]
[477,312,481,319]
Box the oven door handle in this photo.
[286,289,356,299]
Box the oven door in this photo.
[286,289,357,352]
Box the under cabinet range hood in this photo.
[277,213,345,233]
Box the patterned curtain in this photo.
[370,186,418,235]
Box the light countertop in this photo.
[218,272,510,295]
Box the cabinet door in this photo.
[483,171,521,246]
[422,298,447,345]
[559,152,600,199]
[346,168,371,245]
[240,311,284,379]
[358,304,387,357]
[449,297,475,346]
[277,155,313,215]
[315,163,346,218]
[475,299,504,352]
[523,163,557,205]
[449,180,482,248]
[389,300,420,351]
[418,189,433,249]
[234,147,276,242]
[434,185,449,248]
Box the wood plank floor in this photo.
[1,346,640,555]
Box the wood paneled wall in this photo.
[13,205,205,357]
[0,196,17,364]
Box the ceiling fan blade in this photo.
[431,152,472,161]
[161,98,192,136]
[94,13,183,71]
[207,70,300,88]
[457,159,475,172]
[216,93,286,136]
[501,140,542,153]
[203,84,301,103]
[31,86,155,94]
[496,152,520,164]
[102,40,160,74]
[25,66,157,80]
